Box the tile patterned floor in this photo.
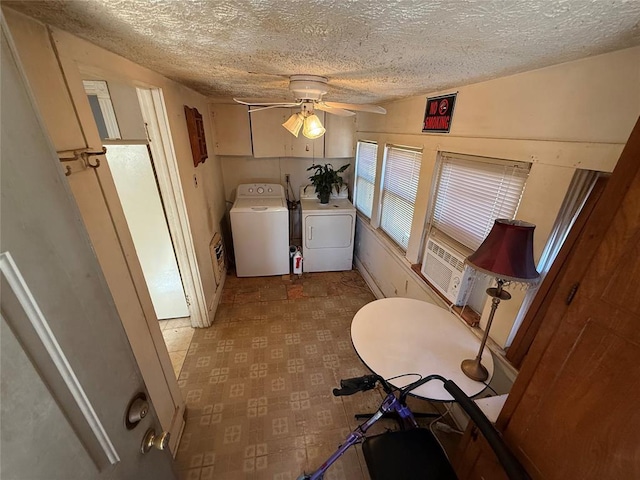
[175,270,454,480]
[161,317,195,377]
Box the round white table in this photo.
[351,297,493,401]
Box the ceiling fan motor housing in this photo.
[289,75,328,101]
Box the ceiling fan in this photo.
[234,75,386,139]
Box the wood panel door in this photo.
[492,118,640,479]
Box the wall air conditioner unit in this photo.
[421,236,475,306]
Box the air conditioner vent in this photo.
[427,240,465,271]
[422,237,472,305]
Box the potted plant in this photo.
[306,163,350,204]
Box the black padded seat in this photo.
[362,428,457,480]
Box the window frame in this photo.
[353,140,379,219]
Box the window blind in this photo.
[431,154,530,250]
[380,145,422,250]
[354,141,378,218]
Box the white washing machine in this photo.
[231,183,289,277]
[300,185,356,272]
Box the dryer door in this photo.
[305,214,354,249]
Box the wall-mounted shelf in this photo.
[184,105,208,167]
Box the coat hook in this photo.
[82,146,106,169]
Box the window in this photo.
[429,153,530,250]
[379,145,422,250]
[354,141,378,218]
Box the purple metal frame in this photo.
[297,374,443,480]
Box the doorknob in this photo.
[141,428,171,454]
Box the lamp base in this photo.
[461,358,489,382]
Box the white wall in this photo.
[220,156,353,202]
[355,46,640,349]
[108,144,189,320]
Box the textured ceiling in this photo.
[5,0,640,104]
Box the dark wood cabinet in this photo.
[454,422,508,480]
[184,105,208,167]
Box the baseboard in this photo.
[354,256,384,299]
[206,269,227,325]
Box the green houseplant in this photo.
[306,163,350,204]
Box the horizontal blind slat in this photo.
[355,141,379,218]
[380,146,422,250]
[431,154,530,250]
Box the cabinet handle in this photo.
[566,282,580,305]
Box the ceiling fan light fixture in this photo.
[282,112,304,137]
[302,114,325,139]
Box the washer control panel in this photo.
[237,183,284,198]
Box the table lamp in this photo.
[461,219,540,382]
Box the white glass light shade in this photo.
[302,114,326,139]
[282,113,304,137]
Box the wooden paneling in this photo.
[506,177,607,368]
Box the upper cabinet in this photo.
[251,109,325,159]
[324,114,356,158]
[249,108,288,158]
[209,104,253,156]
[209,103,355,159]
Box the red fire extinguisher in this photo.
[293,249,303,275]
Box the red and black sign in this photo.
[422,93,457,133]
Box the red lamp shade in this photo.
[465,219,540,284]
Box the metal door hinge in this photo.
[566,282,580,305]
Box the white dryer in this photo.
[300,185,356,272]
[231,183,289,277]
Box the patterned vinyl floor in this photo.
[175,270,453,480]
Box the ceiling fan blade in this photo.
[247,105,293,113]
[323,101,387,114]
[234,98,300,107]
[315,103,356,117]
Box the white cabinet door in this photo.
[251,109,330,158]
[210,103,252,156]
[324,114,355,158]
[250,108,288,158]
[289,110,325,158]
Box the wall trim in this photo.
[354,256,384,299]
[137,87,210,328]
[356,132,623,172]
[208,269,228,322]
